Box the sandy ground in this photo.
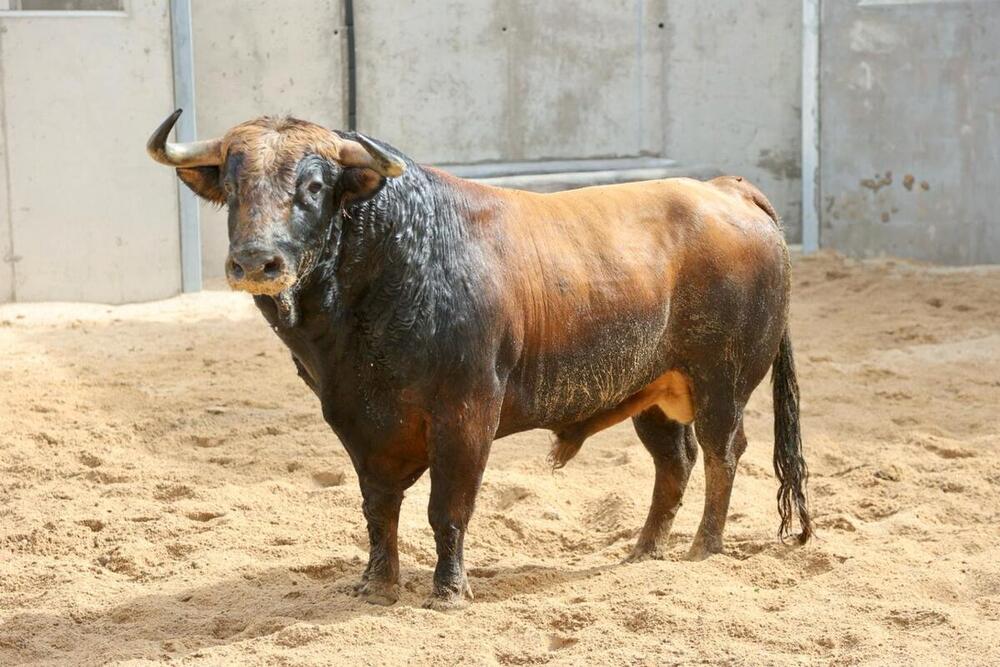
[1,250,999,666]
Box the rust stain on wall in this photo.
[756,148,801,180]
[860,171,892,192]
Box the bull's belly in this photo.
[499,313,673,435]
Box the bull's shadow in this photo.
[0,559,610,665]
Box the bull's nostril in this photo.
[263,258,284,278]
[229,259,245,280]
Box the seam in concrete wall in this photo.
[634,0,645,155]
[0,24,17,301]
[801,0,820,252]
[344,0,356,131]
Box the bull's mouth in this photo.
[226,273,296,297]
[227,273,301,328]
[225,244,326,329]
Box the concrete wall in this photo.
[820,1,1000,264]
[0,2,179,302]
[659,0,803,241]
[1,0,808,300]
[188,0,804,280]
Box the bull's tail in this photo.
[772,330,813,544]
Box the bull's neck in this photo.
[271,164,503,393]
[299,164,474,335]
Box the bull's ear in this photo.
[336,166,386,207]
[177,166,226,205]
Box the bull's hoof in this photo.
[422,592,471,612]
[422,579,473,612]
[685,541,723,562]
[349,578,399,606]
[623,543,666,564]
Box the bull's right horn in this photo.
[333,133,407,178]
[146,109,223,168]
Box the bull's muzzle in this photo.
[226,245,295,296]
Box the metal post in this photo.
[345,0,357,131]
[169,0,202,291]
[801,0,820,253]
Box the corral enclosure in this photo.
[1,1,998,302]
[1,1,1000,665]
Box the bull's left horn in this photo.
[338,134,406,178]
[146,109,223,168]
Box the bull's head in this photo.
[146,110,405,321]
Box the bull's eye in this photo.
[307,181,323,195]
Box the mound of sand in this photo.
[1,251,999,665]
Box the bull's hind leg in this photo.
[687,402,748,561]
[626,407,698,561]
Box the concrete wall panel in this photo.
[0,2,179,302]
[661,1,803,240]
[353,0,514,163]
[354,0,659,163]
[192,0,347,279]
[820,1,1000,264]
[502,1,651,160]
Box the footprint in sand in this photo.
[468,567,499,579]
[548,635,579,651]
[600,450,630,465]
[550,609,595,632]
[816,514,858,532]
[855,497,900,521]
[923,443,976,460]
[209,616,248,640]
[78,519,105,532]
[274,624,324,648]
[166,543,195,558]
[290,561,349,580]
[154,484,196,501]
[77,452,103,468]
[311,470,345,488]
[208,456,237,466]
[190,435,227,448]
[85,470,131,484]
[583,493,631,532]
[495,485,532,510]
[802,552,847,577]
[886,608,949,629]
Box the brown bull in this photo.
[147,110,811,610]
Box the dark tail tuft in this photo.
[772,331,813,544]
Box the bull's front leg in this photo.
[423,414,494,611]
[351,478,404,605]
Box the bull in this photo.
[147,110,811,610]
